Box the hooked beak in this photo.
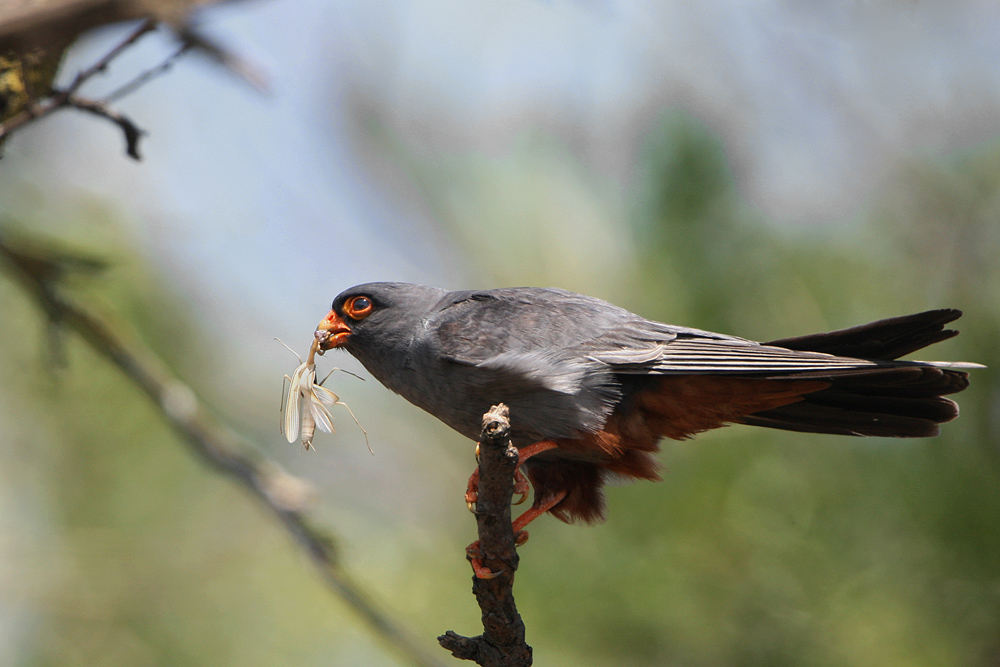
[315,310,351,352]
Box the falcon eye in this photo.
[344,295,374,320]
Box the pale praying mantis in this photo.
[278,337,371,453]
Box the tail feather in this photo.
[740,402,945,438]
[765,309,962,360]
[827,365,970,397]
[740,310,974,438]
[806,389,959,422]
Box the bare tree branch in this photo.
[104,42,189,102]
[439,404,533,666]
[66,94,145,157]
[0,16,267,157]
[65,18,158,92]
[0,19,156,158]
[0,229,450,667]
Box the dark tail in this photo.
[739,310,975,437]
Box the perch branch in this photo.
[438,404,533,666]
[0,232,448,667]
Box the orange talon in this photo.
[471,558,502,579]
[465,467,480,513]
[467,540,503,579]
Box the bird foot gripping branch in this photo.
[465,456,531,513]
[464,440,561,577]
[465,438,564,579]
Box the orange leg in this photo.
[515,439,560,464]
[511,489,567,545]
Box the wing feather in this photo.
[644,339,879,373]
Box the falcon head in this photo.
[314,282,448,353]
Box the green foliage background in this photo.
[1,112,998,665]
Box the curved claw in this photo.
[465,467,480,514]
[471,558,503,579]
[466,540,504,579]
[512,468,530,506]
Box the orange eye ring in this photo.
[344,295,374,320]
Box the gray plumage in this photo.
[326,282,977,444]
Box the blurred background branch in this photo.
[0,0,221,53]
[0,18,157,159]
[0,227,448,667]
[0,0,263,157]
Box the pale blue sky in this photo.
[5,0,999,349]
